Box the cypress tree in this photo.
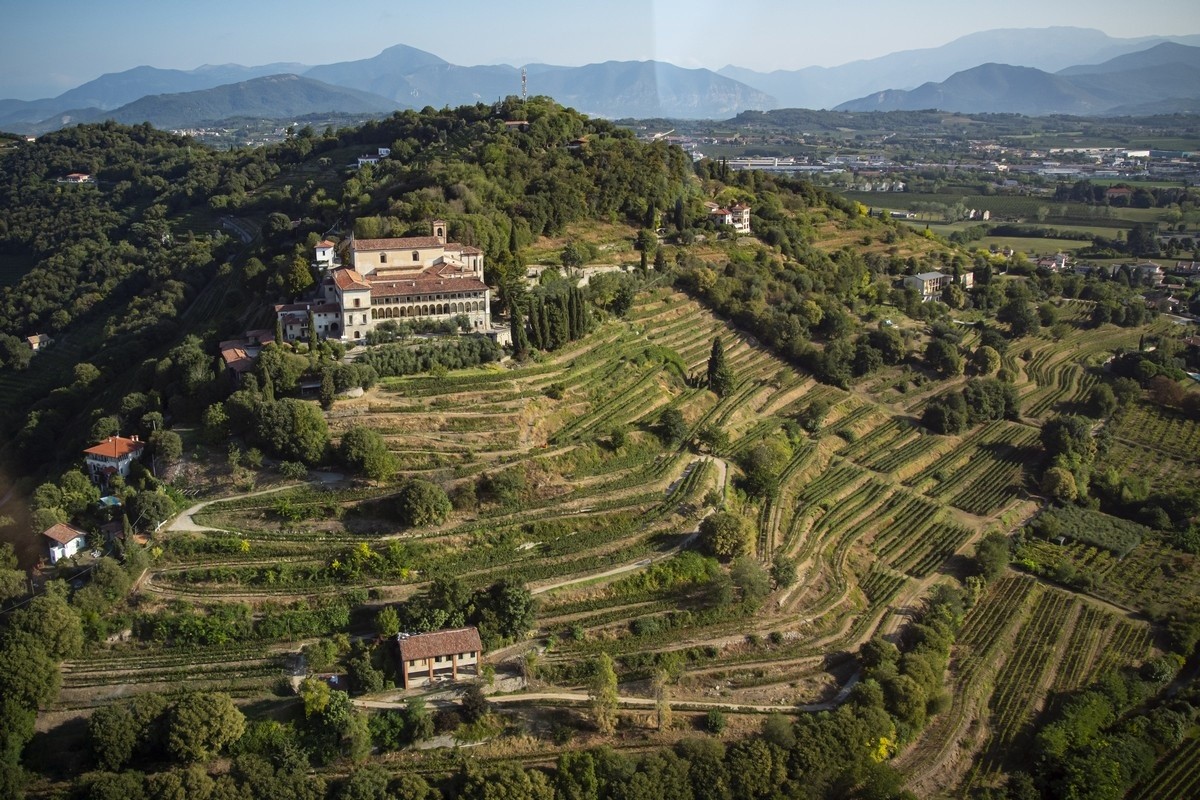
[511,300,530,360]
[564,287,578,340]
[674,197,685,230]
[576,287,590,336]
[275,316,284,346]
[539,299,553,350]
[261,368,275,403]
[708,337,733,396]
[307,309,318,349]
[319,369,335,410]
[553,295,570,349]
[528,298,540,349]
[508,221,520,259]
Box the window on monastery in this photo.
[353,298,360,308]
[412,251,420,261]
[380,253,387,263]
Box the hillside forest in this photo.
[0,98,1199,800]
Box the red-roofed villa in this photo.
[84,435,145,485]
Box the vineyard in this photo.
[56,285,1177,795]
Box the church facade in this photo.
[275,221,492,343]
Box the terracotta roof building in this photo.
[396,626,483,689]
[83,435,145,484]
[277,220,491,343]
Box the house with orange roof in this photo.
[395,626,483,688]
[83,435,145,485]
[42,522,89,564]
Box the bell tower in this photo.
[432,219,446,244]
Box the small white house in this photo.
[42,522,88,564]
[314,239,337,266]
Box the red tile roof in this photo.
[42,522,88,546]
[220,347,254,373]
[398,627,483,661]
[317,240,336,248]
[83,436,144,459]
[332,268,371,291]
[352,236,444,251]
[370,273,488,299]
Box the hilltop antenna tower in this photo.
[521,68,527,103]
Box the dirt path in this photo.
[353,675,857,715]
[165,471,345,534]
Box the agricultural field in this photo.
[44,282,1188,795]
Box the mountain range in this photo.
[834,42,1200,115]
[2,27,1200,133]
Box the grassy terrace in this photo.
[67,284,1176,794]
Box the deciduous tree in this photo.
[167,692,245,763]
[698,512,752,560]
[396,479,452,527]
[589,653,619,734]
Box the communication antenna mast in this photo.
[521,68,527,102]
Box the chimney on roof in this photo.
[131,435,139,442]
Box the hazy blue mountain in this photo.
[0,62,312,129]
[721,27,1200,109]
[41,75,399,131]
[833,44,1200,115]
[525,61,773,119]
[302,44,449,101]
[834,64,1111,115]
[1058,41,1200,75]
[7,30,1200,133]
[0,97,68,128]
[54,63,312,111]
[303,47,771,118]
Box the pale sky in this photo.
[3,0,1199,99]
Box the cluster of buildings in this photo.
[274,220,493,343]
[704,202,752,234]
[37,435,146,565]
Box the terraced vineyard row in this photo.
[907,421,1036,516]
[1128,731,1200,800]
[970,589,1075,782]
[1110,402,1200,462]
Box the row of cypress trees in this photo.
[520,287,590,355]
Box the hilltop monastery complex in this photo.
[275,220,492,342]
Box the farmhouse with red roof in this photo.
[395,626,483,689]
